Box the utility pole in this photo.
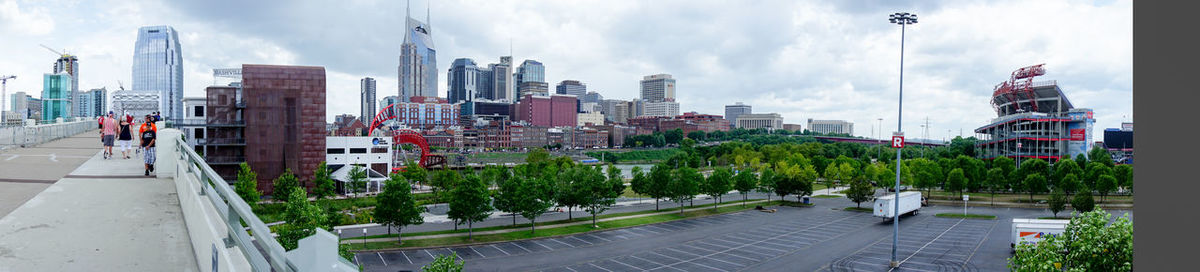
[1,75,15,124]
[887,11,917,269]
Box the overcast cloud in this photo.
[0,0,1132,142]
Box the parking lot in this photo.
[355,197,1131,272]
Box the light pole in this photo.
[888,11,916,269]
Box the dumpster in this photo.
[802,196,811,205]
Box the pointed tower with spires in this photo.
[398,0,437,102]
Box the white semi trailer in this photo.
[874,191,922,221]
[1011,218,1069,249]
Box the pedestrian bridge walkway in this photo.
[0,126,353,271]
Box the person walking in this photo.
[118,117,133,159]
[139,115,158,176]
[101,112,118,159]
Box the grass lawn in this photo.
[357,199,770,240]
[925,190,1133,204]
[346,201,783,250]
[935,213,997,220]
[843,207,872,213]
[812,195,841,198]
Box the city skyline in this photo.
[0,0,1131,140]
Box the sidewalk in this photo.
[341,199,771,244]
[0,134,197,271]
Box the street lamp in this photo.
[887,11,916,269]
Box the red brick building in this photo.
[514,94,577,127]
[236,64,326,196]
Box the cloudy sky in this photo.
[0,0,1131,141]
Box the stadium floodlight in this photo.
[887,11,917,269]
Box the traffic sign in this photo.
[892,136,905,148]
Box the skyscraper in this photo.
[51,54,79,117]
[556,80,586,97]
[360,77,376,126]
[489,56,514,102]
[132,25,184,120]
[640,74,676,103]
[42,73,72,121]
[725,102,751,128]
[515,60,545,101]
[447,58,478,104]
[398,1,437,102]
[476,68,493,100]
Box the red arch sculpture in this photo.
[368,104,446,171]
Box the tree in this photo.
[664,128,684,145]
[687,130,706,141]
[492,167,522,226]
[702,167,734,209]
[647,164,673,211]
[1084,162,1112,190]
[402,161,428,191]
[525,147,551,165]
[1023,173,1047,202]
[430,170,461,199]
[1059,173,1080,197]
[629,166,649,199]
[374,173,424,244]
[422,252,465,272]
[555,167,584,220]
[580,166,623,227]
[272,168,300,199]
[1052,159,1081,190]
[847,179,874,208]
[1071,187,1095,213]
[822,163,839,189]
[794,164,818,200]
[346,165,368,197]
[985,168,1005,206]
[1047,188,1067,218]
[945,168,967,197]
[1074,153,1089,169]
[669,167,702,214]
[514,176,556,234]
[446,174,492,240]
[312,161,336,199]
[732,168,758,207]
[757,167,778,202]
[234,162,261,208]
[277,187,328,250]
[1088,145,1114,167]
[1017,159,1050,185]
[1008,209,1132,272]
[1096,174,1117,203]
[1113,164,1133,192]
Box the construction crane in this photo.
[39,44,70,58]
[1,75,15,123]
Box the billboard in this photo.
[1066,120,1092,158]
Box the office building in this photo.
[132,25,184,120]
[488,56,514,101]
[556,80,586,96]
[77,87,107,117]
[360,77,376,126]
[738,113,784,131]
[806,118,853,135]
[49,51,79,117]
[514,94,577,127]
[26,97,42,121]
[640,74,676,103]
[782,123,803,132]
[334,114,358,128]
[379,95,401,118]
[398,4,437,102]
[973,65,1095,164]
[515,60,545,101]
[476,68,492,101]
[110,90,160,118]
[10,91,29,119]
[577,112,605,126]
[181,97,207,150]
[725,102,751,127]
[388,101,460,130]
[580,92,603,104]
[642,101,680,117]
[326,136,392,193]
[203,64,326,196]
[41,73,73,121]
[447,58,478,106]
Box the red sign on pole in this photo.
[892,135,905,148]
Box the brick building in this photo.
[513,94,577,127]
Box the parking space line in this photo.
[400,251,413,264]
[377,252,388,266]
[962,217,1000,270]
[569,236,595,245]
[510,241,534,252]
[490,244,511,256]
[648,251,684,261]
[679,243,721,254]
[531,240,556,251]
[647,215,858,271]
[549,238,575,247]
[469,246,485,258]
[609,258,644,270]
[424,249,435,259]
[666,248,743,268]
[564,266,578,272]
[588,262,614,272]
[894,218,965,270]
[587,233,613,242]
[353,255,359,267]
[628,255,686,272]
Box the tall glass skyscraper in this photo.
[132,25,184,120]
[447,58,477,105]
[361,77,376,126]
[399,2,437,102]
[42,73,73,121]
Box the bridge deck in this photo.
[0,131,197,271]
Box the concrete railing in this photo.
[160,128,357,272]
[0,118,94,148]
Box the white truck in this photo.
[874,191,922,221]
[1011,218,1069,249]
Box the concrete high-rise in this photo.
[78,87,107,117]
[50,53,79,117]
[806,119,854,135]
[360,77,376,126]
[556,80,586,97]
[640,74,675,103]
[476,68,493,100]
[41,73,72,121]
[447,58,478,105]
[398,2,437,102]
[725,102,751,128]
[488,56,514,102]
[132,25,184,120]
[380,95,401,113]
